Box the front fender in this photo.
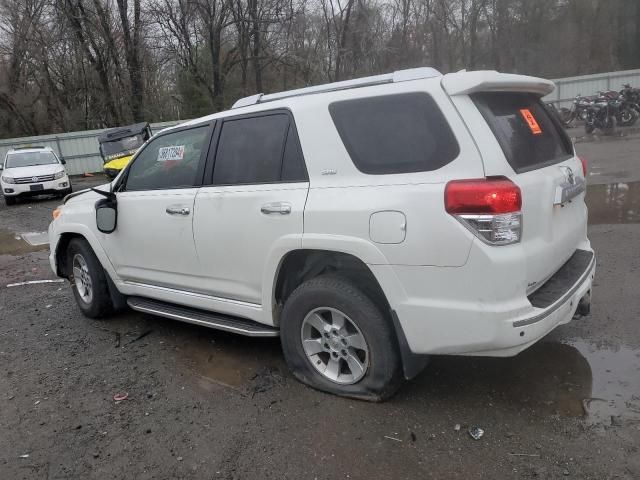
[49,220,120,285]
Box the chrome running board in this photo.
[127,297,279,337]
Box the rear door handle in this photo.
[166,205,191,216]
[261,202,292,215]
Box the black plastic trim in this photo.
[514,249,595,328]
[390,310,430,380]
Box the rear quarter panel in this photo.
[293,77,485,267]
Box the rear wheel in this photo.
[280,274,403,401]
[4,196,16,206]
[66,238,114,318]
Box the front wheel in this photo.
[619,109,637,127]
[280,274,403,401]
[4,195,16,206]
[66,238,114,318]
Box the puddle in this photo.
[414,340,640,425]
[21,231,49,246]
[174,331,284,390]
[586,181,640,224]
[0,228,48,255]
[570,340,640,425]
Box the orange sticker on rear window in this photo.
[519,109,542,135]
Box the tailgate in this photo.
[442,72,588,292]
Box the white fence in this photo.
[0,120,186,176]
[544,68,640,108]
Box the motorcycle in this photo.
[559,94,594,127]
[584,93,621,134]
[618,84,640,127]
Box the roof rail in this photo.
[13,146,47,150]
[231,67,441,109]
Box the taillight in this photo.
[578,155,587,177]
[445,177,522,245]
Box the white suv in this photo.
[48,68,595,400]
[1,146,71,205]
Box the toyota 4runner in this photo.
[48,68,595,400]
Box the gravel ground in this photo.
[1,136,640,480]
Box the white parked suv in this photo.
[1,146,71,205]
[48,68,595,400]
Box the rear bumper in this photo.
[373,245,595,357]
[464,251,595,356]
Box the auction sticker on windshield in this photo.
[157,145,185,162]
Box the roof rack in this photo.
[231,67,442,109]
[13,146,47,150]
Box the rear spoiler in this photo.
[441,70,554,97]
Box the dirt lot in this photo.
[1,135,640,479]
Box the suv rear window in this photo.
[472,92,573,173]
[329,93,460,175]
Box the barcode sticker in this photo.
[519,109,542,135]
[157,145,185,162]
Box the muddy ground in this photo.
[1,136,640,479]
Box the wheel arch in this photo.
[271,249,428,379]
[54,228,126,310]
[273,249,391,318]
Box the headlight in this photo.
[54,170,66,180]
[1,176,15,184]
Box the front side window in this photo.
[329,93,460,175]
[124,126,210,191]
[212,113,307,185]
[5,151,58,168]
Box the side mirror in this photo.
[95,196,117,234]
[60,158,66,165]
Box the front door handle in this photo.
[166,206,191,216]
[261,202,292,215]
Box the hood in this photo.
[63,182,111,204]
[3,163,65,178]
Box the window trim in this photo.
[116,121,215,193]
[203,108,308,187]
[328,92,461,175]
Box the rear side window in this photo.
[329,93,460,175]
[472,92,573,173]
[212,114,307,185]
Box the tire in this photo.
[619,109,637,127]
[4,196,16,206]
[559,108,573,127]
[585,122,595,134]
[66,238,114,318]
[603,115,616,135]
[280,274,403,401]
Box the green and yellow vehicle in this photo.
[98,122,152,178]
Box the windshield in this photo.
[101,134,145,159]
[5,151,59,168]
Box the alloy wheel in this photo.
[72,253,93,304]
[300,307,369,385]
